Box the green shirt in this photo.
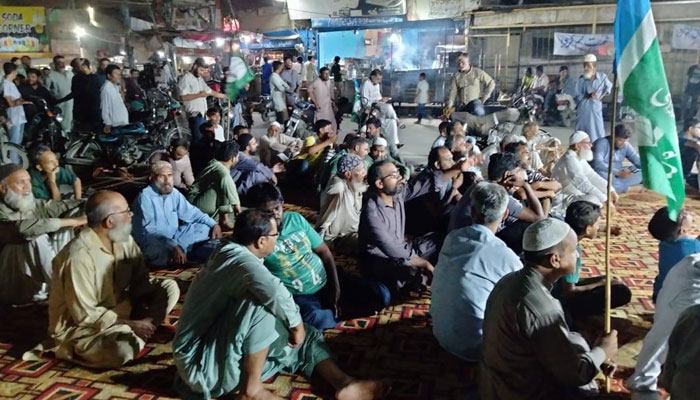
[29,167,77,200]
[186,159,240,219]
[264,212,326,295]
[552,245,582,300]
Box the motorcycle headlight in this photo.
[55,114,64,123]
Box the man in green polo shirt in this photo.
[28,145,82,201]
[247,182,340,332]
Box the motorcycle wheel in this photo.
[0,142,29,168]
[562,110,574,128]
[64,140,101,181]
[261,110,271,122]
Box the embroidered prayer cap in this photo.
[522,218,572,252]
[0,163,23,182]
[584,54,597,63]
[373,137,388,147]
[569,130,590,146]
[337,153,363,175]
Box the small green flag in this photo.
[225,53,255,101]
[615,0,685,219]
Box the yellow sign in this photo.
[0,7,49,53]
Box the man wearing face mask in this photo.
[100,64,129,134]
[552,130,619,210]
[0,164,85,305]
[178,58,227,142]
[575,54,612,144]
[446,53,495,116]
[48,190,180,368]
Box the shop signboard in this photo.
[406,0,479,21]
[288,0,405,20]
[0,7,49,53]
[242,39,299,50]
[311,16,404,29]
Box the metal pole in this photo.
[226,99,231,140]
[603,70,619,394]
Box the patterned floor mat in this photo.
[0,193,694,399]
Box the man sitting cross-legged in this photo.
[173,209,390,400]
[132,161,222,267]
[0,164,86,305]
[591,123,643,194]
[553,199,631,323]
[48,190,180,368]
[431,182,523,362]
[29,145,82,201]
[479,218,618,400]
[316,153,368,254]
[247,182,341,331]
[187,140,242,230]
[232,134,284,197]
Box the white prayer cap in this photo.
[269,121,281,129]
[584,54,597,63]
[373,137,388,147]
[569,130,590,145]
[502,134,526,146]
[523,218,573,252]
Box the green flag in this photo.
[614,0,685,219]
[225,53,255,101]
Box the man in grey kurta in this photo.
[45,55,74,133]
[0,164,86,305]
[173,209,389,400]
[479,218,618,400]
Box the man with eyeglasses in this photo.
[0,164,85,305]
[131,161,222,267]
[47,190,180,368]
[358,159,476,306]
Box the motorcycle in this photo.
[257,95,277,122]
[544,93,575,128]
[23,97,68,154]
[284,100,315,138]
[511,91,545,123]
[63,123,162,180]
[0,120,28,167]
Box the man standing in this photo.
[100,65,129,133]
[317,153,368,253]
[280,56,301,109]
[49,191,179,368]
[3,63,30,162]
[684,59,700,122]
[479,218,619,400]
[591,123,642,194]
[131,161,222,267]
[173,209,389,400]
[248,183,342,331]
[308,67,337,131]
[0,164,85,305]
[178,58,226,142]
[45,55,74,134]
[575,54,612,143]
[260,56,272,96]
[293,56,303,75]
[270,61,291,124]
[71,59,103,130]
[19,68,55,123]
[302,55,318,87]
[432,182,522,361]
[552,131,618,208]
[446,53,495,116]
[415,72,429,124]
[331,56,343,98]
[125,68,143,101]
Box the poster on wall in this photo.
[672,25,700,50]
[406,0,479,21]
[1,7,49,53]
[553,32,614,56]
[287,0,405,20]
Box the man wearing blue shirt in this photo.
[132,161,222,267]
[431,182,522,361]
[591,123,642,194]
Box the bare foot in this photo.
[336,379,391,400]
[236,387,284,400]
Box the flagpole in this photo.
[226,99,232,141]
[603,70,619,393]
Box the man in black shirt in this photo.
[330,56,342,99]
[68,59,103,131]
[19,68,55,123]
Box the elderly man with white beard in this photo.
[316,153,368,254]
[552,131,619,210]
[47,191,180,368]
[0,164,85,305]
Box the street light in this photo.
[87,5,97,26]
[157,50,165,58]
[74,26,86,38]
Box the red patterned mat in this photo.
[0,193,695,399]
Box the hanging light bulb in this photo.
[74,26,86,38]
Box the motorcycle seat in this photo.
[96,134,120,143]
[112,123,147,135]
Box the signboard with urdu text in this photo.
[0,7,49,53]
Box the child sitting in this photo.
[648,206,700,302]
[206,107,225,142]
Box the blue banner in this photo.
[242,39,299,50]
[311,16,404,29]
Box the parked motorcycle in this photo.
[544,93,575,128]
[0,120,28,167]
[511,91,545,123]
[23,97,68,153]
[285,100,316,138]
[257,95,277,122]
